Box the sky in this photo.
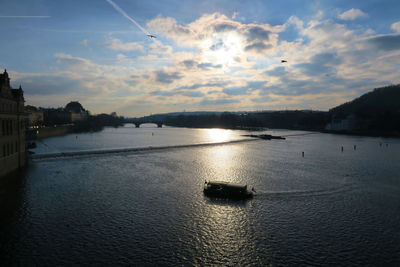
[1,0,400,117]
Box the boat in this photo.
[203,181,255,199]
[242,134,285,140]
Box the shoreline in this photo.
[28,124,400,145]
[164,124,400,139]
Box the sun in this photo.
[201,32,243,69]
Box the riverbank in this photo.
[26,126,72,140]
[164,124,400,139]
[322,129,400,138]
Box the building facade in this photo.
[0,69,26,177]
[325,114,359,131]
[65,101,89,122]
[25,105,44,127]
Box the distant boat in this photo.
[242,134,286,140]
[204,181,254,199]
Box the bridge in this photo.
[126,118,164,128]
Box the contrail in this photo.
[106,0,150,36]
[0,16,51,18]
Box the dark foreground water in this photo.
[1,126,400,266]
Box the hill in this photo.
[330,84,400,119]
[328,84,400,135]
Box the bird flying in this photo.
[281,60,287,63]
[147,34,156,39]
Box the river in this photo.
[1,124,399,266]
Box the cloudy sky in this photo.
[1,0,399,116]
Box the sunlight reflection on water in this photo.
[4,127,400,266]
[205,128,232,143]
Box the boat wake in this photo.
[253,183,356,199]
[30,138,258,160]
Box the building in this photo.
[43,108,72,126]
[65,101,89,122]
[25,105,44,127]
[325,114,358,131]
[0,69,26,177]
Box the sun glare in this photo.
[201,32,243,69]
[207,128,231,142]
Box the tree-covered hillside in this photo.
[329,84,400,134]
[330,84,400,119]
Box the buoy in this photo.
[302,151,304,157]
[354,145,356,150]
[341,146,344,152]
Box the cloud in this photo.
[176,82,226,90]
[14,9,400,116]
[197,62,222,69]
[223,86,249,95]
[180,91,205,97]
[150,90,176,96]
[247,81,267,89]
[150,90,205,98]
[265,66,287,77]
[154,70,182,84]
[295,56,337,76]
[251,95,274,103]
[244,42,272,52]
[181,59,197,68]
[108,39,145,52]
[300,64,335,77]
[147,12,283,57]
[311,52,341,65]
[223,81,266,95]
[13,73,84,96]
[199,98,240,105]
[391,22,400,33]
[212,22,238,33]
[245,26,270,42]
[146,16,191,44]
[338,8,367,21]
[55,53,92,69]
[366,34,400,51]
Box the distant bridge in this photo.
[126,118,164,128]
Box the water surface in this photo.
[1,126,399,266]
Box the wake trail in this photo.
[106,0,152,37]
[281,132,318,137]
[30,138,258,160]
[254,183,356,199]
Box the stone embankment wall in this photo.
[35,126,71,139]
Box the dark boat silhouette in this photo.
[204,181,254,199]
[242,134,286,140]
